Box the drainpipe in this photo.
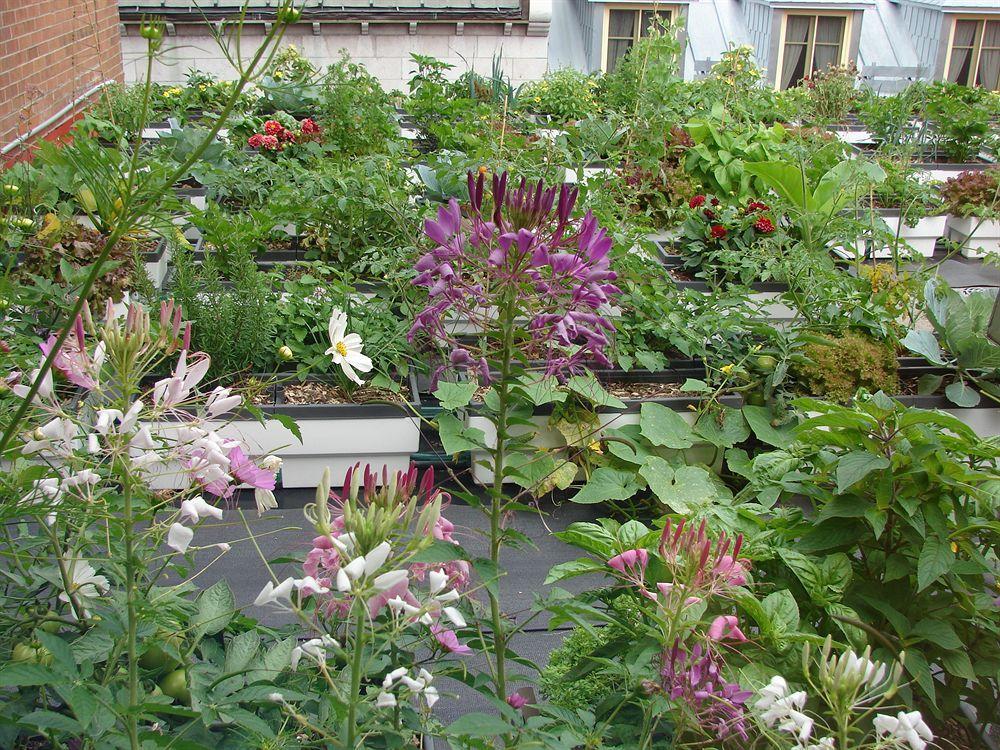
[1,79,117,156]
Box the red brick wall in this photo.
[0,0,123,150]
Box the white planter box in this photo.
[872,213,947,258]
[945,406,1000,437]
[947,216,1000,259]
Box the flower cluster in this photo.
[660,641,752,741]
[686,194,778,240]
[247,115,322,152]
[408,171,620,381]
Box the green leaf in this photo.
[433,381,479,410]
[411,539,469,564]
[437,412,485,454]
[447,712,513,737]
[225,631,260,674]
[472,558,501,600]
[940,649,976,681]
[909,619,962,651]
[193,580,235,637]
[761,590,800,635]
[565,373,627,409]
[693,406,749,448]
[554,522,617,557]
[903,649,936,703]
[55,685,98,731]
[640,458,728,514]
[679,378,710,393]
[270,412,302,444]
[900,329,946,365]
[514,376,567,406]
[743,406,794,448]
[917,536,954,592]
[639,402,694,449]
[544,558,607,584]
[835,451,889,493]
[0,662,58,687]
[945,380,980,407]
[569,468,641,505]
[19,710,81,733]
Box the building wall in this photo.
[0,0,123,148]
[548,0,591,69]
[900,2,944,76]
[120,22,549,92]
[742,0,774,76]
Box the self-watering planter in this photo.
[896,393,1000,436]
[466,370,742,485]
[269,374,422,488]
[867,209,946,258]
[947,216,1000,259]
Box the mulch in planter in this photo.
[604,380,686,399]
[281,382,408,406]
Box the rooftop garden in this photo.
[0,10,999,750]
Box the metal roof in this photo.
[118,0,523,19]
[893,0,1000,11]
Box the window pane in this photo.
[953,19,978,47]
[607,38,633,72]
[782,44,809,88]
[640,10,671,36]
[814,44,840,72]
[785,15,811,44]
[609,10,636,39]
[977,49,1000,90]
[983,20,1000,49]
[948,46,974,85]
[815,15,844,45]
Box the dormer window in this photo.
[777,12,849,89]
[602,6,674,72]
[945,17,999,90]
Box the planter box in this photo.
[947,216,1000,259]
[913,159,994,184]
[467,370,742,485]
[146,375,421,490]
[144,237,171,289]
[867,210,947,259]
[271,375,422,488]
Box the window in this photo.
[946,18,1000,91]
[778,13,847,89]
[603,7,673,73]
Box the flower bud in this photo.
[2,184,20,197]
[278,345,294,361]
[276,5,301,24]
[77,188,97,213]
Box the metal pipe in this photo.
[1,79,117,156]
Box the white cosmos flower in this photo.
[167,523,194,553]
[325,308,372,386]
[376,691,397,708]
[873,711,933,750]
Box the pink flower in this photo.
[713,555,748,587]
[431,625,471,655]
[247,133,265,148]
[263,120,283,136]
[40,316,100,390]
[228,445,277,491]
[368,577,417,618]
[261,134,280,151]
[708,615,747,642]
[507,693,528,709]
[608,548,649,575]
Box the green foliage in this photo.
[683,113,786,200]
[939,168,1000,217]
[743,394,1000,717]
[923,81,998,163]
[520,69,599,123]
[316,53,398,156]
[597,17,684,115]
[793,331,898,401]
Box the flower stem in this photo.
[346,600,367,748]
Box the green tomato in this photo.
[159,669,191,705]
[11,642,37,663]
[744,391,767,407]
[753,355,779,373]
[139,634,183,671]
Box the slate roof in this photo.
[119,0,523,19]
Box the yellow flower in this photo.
[534,96,541,102]
[720,364,735,375]
[588,440,603,454]
[951,542,959,553]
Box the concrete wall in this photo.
[1,0,123,148]
[121,22,549,91]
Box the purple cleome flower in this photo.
[408,171,620,383]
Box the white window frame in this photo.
[773,10,852,90]
[600,4,677,73]
[943,16,1000,90]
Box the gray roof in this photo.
[119,0,522,18]
[895,0,1000,11]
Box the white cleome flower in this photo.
[255,487,278,516]
[873,711,933,750]
[254,577,295,607]
[167,523,194,553]
[325,308,372,386]
[59,556,109,612]
[179,495,223,523]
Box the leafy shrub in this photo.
[520,69,598,123]
[798,62,859,123]
[316,53,397,155]
[597,17,683,114]
[794,331,898,401]
[924,82,997,163]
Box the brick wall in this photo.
[0,0,123,150]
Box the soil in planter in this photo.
[282,382,408,405]
[605,380,686,399]
[667,266,697,282]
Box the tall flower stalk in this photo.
[409,171,619,705]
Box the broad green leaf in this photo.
[433,381,479,410]
[945,380,980,407]
[909,619,962,651]
[0,663,58,687]
[693,406,749,448]
[640,458,727,514]
[193,580,235,637]
[900,329,945,365]
[761,590,799,635]
[639,402,695,449]
[437,412,485,454]
[19,710,81,733]
[544,558,606,584]
[569,468,641,505]
[225,631,260,674]
[917,536,954,592]
[565,373,627,409]
[514,376,566,406]
[835,451,889,493]
[448,712,513,737]
[743,406,795,448]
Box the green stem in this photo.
[122,477,140,750]
[346,600,366,748]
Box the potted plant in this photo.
[861,159,946,258]
[940,168,1000,258]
